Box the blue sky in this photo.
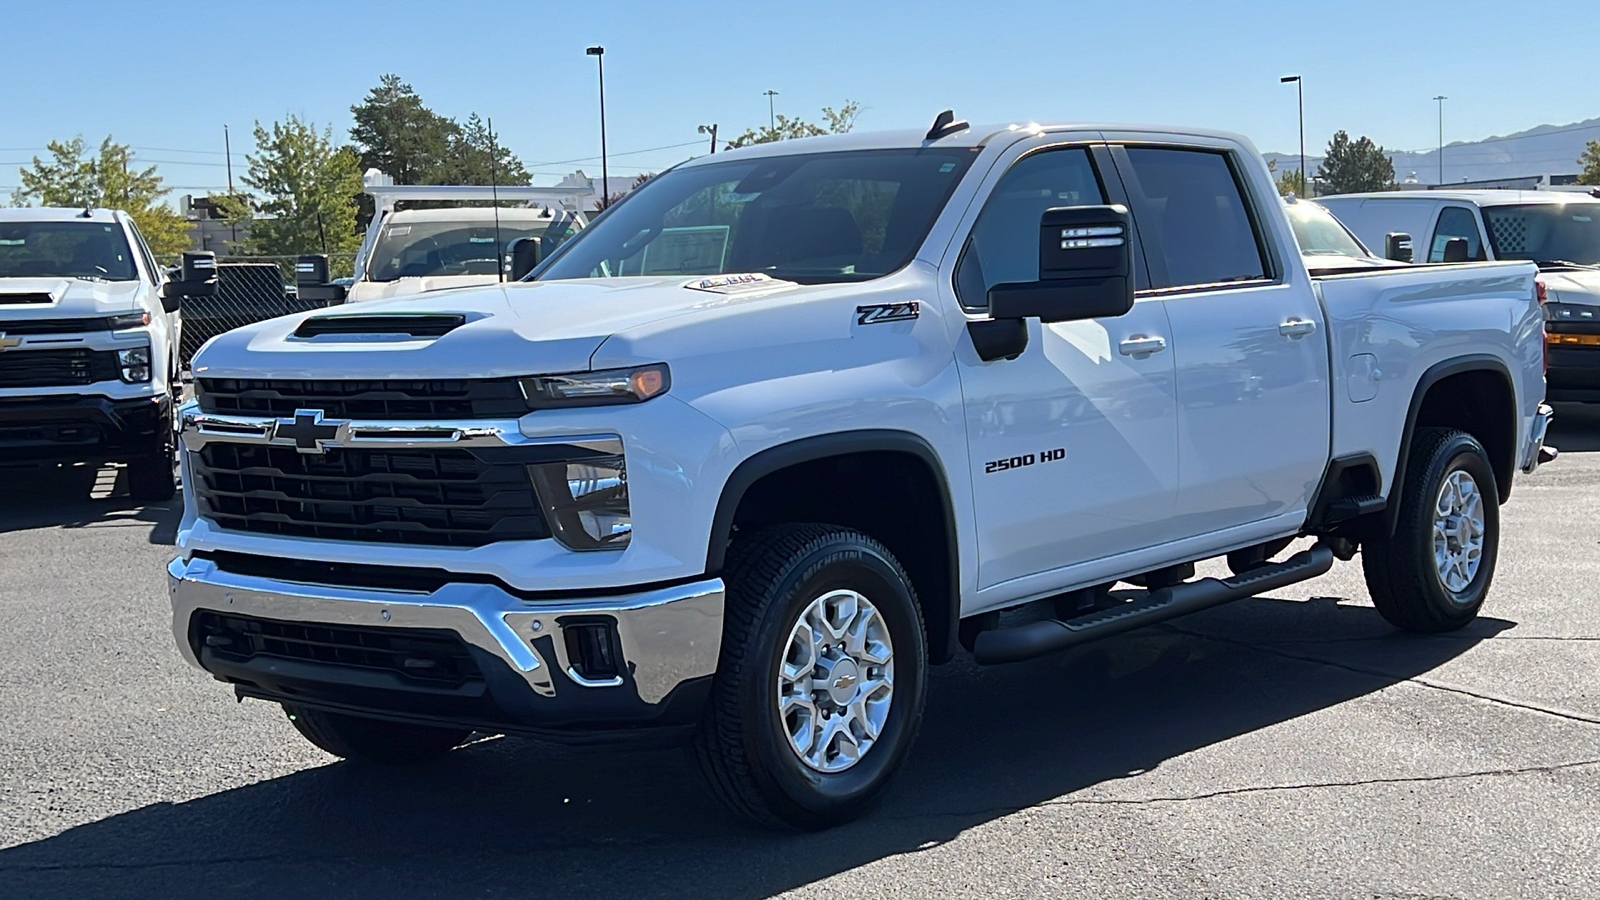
[1,0,1592,199]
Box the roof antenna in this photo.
[489,116,504,283]
[926,109,969,142]
[79,205,93,218]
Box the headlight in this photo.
[526,440,631,551]
[1545,302,1600,322]
[117,346,152,383]
[109,311,151,329]
[520,364,670,409]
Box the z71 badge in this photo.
[855,301,920,325]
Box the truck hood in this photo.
[1539,268,1600,305]
[345,275,502,303]
[191,275,805,380]
[0,277,145,319]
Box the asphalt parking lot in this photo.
[3,410,1598,900]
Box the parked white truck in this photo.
[0,208,205,499]
[169,116,1551,829]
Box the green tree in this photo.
[1315,130,1395,194]
[349,74,458,184]
[435,113,530,186]
[725,101,862,149]
[1580,140,1600,185]
[11,136,191,256]
[230,116,362,274]
[1276,168,1308,197]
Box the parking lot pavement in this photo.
[2,411,1599,900]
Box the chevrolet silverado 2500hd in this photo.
[0,208,193,499]
[168,116,1551,829]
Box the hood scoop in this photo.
[0,292,56,305]
[293,313,469,341]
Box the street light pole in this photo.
[586,46,609,207]
[763,90,778,133]
[698,123,718,154]
[1280,75,1304,194]
[1433,95,1447,185]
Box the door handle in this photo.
[1118,335,1167,357]
[1279,318,1317,338]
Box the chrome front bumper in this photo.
[168,556,724,731]
[1522,402,1556,473]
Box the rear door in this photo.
[1109,141,1331,537]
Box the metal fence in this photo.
[177,261,345,369]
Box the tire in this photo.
[1362,428,1500,632]
[283,705,472,764]
[126,452,176,502]
[692,524,928,830]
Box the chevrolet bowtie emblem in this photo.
[0,334,21,351]
[272,409,348,454]
[832,672,858,691]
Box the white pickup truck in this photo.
[0,208,198,499]
[168,116,1551,830]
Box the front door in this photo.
[950,142,1181,591]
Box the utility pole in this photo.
[586,46,609,208]
[764,90,779,133]
[223,124,234,194]
[1433,96,1448,185]
[698,123,718,154]
[1280,75,1305,193]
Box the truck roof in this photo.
[679,121,1258,166]
[1321,190,1600,208]
[0,207,123,223]
[385,207,565,224]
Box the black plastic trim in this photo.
[1305,452,1384,531]
[1389,355,1517,530]
[706,430,962,663]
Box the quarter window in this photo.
[1120,148,1268,289]
[1429,206,1485,262]
[954,147,1107,312]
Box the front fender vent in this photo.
[293,313,468,340]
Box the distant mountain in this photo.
[1265,116,1600,187]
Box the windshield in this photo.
[366,218,575,282]
[1285,201,1371,259]
[537,148,978,285]
[0,221,137,280]
[1482,203,1600,267]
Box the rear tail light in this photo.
[1536,279,1548,304]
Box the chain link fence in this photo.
[176,255,358,370]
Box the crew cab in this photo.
[1319,190,1600,402]
[168,117,1551,830]
[0,208,186,499]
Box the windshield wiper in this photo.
[1535,259,1600,271]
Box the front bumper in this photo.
[167,555,725,739]
[0,393,170,464]
[1546,344,1600,402]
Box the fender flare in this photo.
[1388,354,1517,532]
[706,429,962,663]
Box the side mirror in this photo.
[160,250,218,311]
[295,253,347,304]
[987,205,1136,324]
[1442,237,1470,263]
[1384,232,1413,262]
[508,236,543,281]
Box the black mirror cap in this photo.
[1384,232,1414,262]
[161,278,216,301]
[296,254,331,287]
[508,237,543,281]
[1442,237,1471,263]
[987,204,1136,324]
[180,251,217,284]
[298,283,348,305]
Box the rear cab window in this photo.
[1114,147,1272,291]
[1429,206,1486,262]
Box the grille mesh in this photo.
[0,349,120,388]
[197,377,529,420]
[195,611,482,687]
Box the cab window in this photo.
[1429,206,1485,262]
[1119,147,1269,289]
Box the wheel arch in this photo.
[707,430,962,664]
[1390,355,1518,530]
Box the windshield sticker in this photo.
[682,273,794,296]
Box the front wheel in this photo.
[283,705,472,764]
[1363,428,1500,632]
[693,524,928,830]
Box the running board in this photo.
[971,545,1337,665]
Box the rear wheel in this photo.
[283,705,472,764]
[693,524,928,830]
[1363,428,1499,632]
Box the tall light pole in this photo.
[763,89,779,132]
[586,46,609,207]
[698,123,718,154]
[1280,75,1304,194]
[1433,95,1447,185]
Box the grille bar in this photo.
[0,316,122,335]
[195,610,482,687]
[194,443,550,546]
[197,377,529,420]
[0,349,120,388]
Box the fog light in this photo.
[527,446,631,551]
[117,346,152,383]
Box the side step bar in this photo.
[971,544,1336,665]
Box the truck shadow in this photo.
[0,465,179,545]
[1548,402,1600,453]
[0,595,1507,899]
